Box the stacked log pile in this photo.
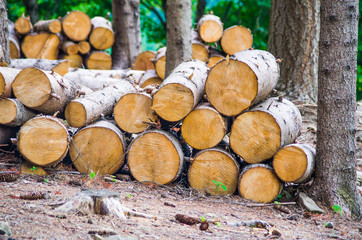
[8,11,114,72]
[0,13,316,204]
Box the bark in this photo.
[112,0,142,69]
[22,0,39,24]
[0,0,10,66]
[310,0,362,219]
[10,59,68,71]
[165,0,192,77]
[33,19,62,34]
[268,0,320,102]
[0,98,37,127]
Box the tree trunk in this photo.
[112,0,142,69]
[0,0,10,66]
[69,120,126,175]
[195,0,206,23]
[188,148,239,195]
[310,0,362,218]
[165,0,192,77]
[268,0,320,102]
[22,0,39,24]
[0,98,37,127]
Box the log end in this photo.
[207,56,224,68]
[10,42,20,59]
[49,19,62,34]
[155,55,166,80]
[89,27,114,50]
[65,101,87,128]
[199,20,223,43]
[86,51,112,70]
[0,98,17,125]
[220,25,253,55]
[192,43,209,62]
[132,51,156,71]
[62,11,92,41]
[14,17,32,35]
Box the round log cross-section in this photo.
[62,11,92,42]
[197,14,223,43]
[127,130,184,185]
[0,98,36,127]
[220,25,253,55]
[188,148,239,195]
[132,51,156,71]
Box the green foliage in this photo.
[31,166,37,172]
[216,222,221,227]
[110,175,117,182]
[200,216,206,222]
[331,204,343,216]
[44,178,49,183]
[90,170,96,180]
[211,180,228,192]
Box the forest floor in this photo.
[0,101,361,240]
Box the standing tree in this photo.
[195,0,206,23]
[268,0,320,102]
[0,0,10,66]
[22,0,39,24]
[311,0,362,218]
[165,0,192,77]
[112,0,142,69]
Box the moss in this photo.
[337,188,362,219]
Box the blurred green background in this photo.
[6,0,362,100]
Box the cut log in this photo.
[78,41,91,55]
[230,97,302,164]
[63,54,83,68]
[21,32,60,60]
[152,60,209,122]
[18,116,69,167]
[12,67,84,114]
[114,92,157,133]
[0,67,21,98]
[188,148,239,195]
[197,14,223,43]
[132,50,156,71]
[273,143,316,183]
[0,126,17,145]
[69,120,126,175]
[0,98,36,126]
[154,47,166,79]
[62,11,92,41]
[181,103,227,150]
[89,17,114,50]
[65,80,135,128]
[33,19,62,34]
[36,34,60,60]
[220,25,253,55]
[85,51,112,70]
[206,49,280,116]
[138,70,162,88]
[127,130,184,184]
[62,41,79,55]
[192,41,208,62]
[8,21,20,59]
[10,59,69,76]
[14,15,33,35]
[238,164,282,203]
[207,46,224,68]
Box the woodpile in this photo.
[0,13,317,205]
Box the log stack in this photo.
[0,12,316,205]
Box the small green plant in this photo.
[200,216,206,222]
[332,204,343,216]
[44,178,49,183]
[211,180,228,192]
[110,175,117,182]
[89,170,96,180]
[274,194,282,204]
[216,222,221,227]
[31,166,37,172]
[126,194,131,198]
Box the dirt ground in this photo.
[0,101,361,240]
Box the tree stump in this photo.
[127,130,184,185]
[0,98,36,127]
[132,50,156,71]
[69,120,126,175]
[181,103,227,150]
[220,25,253,55]
[62,11,92,42]
[238,164,282,203]
[197,14,223,43]
[89,17,114,50]
[188,148,239,195]
[273,143,316,183]
[18,116,69,167]
[206,49,280,116]
[230,97,302,164]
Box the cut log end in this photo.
[0,99,17,125]
[52,61,69,76]
[155,55,166,79]
[64,54,83,68]
[86,51,112,70]
[199,20,223,43]
[192,43,208,62]
[14,17,32,35]
[132,51,156,71]
[152,83,194,122]
[48,20,62,33]
[128,131,183,185]
[78,41,91,55]
[62,11,92,41]
[140,77,162,88]
[12,67,52,108]
[207,56,224,68]
[220,26,253,55]
[239,165,282,203]
[188,149,239,195]
[230,111,281,164]
[114,93,157,134]
[89,28,114,50]
[64,101,87,128]
[206,59,257,116]
[18,116,69,167]
[10,42,20,59]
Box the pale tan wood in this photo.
[220,25,253,55]
[62,11,92,41]
[85,51,112,70]
[63,54,83,68]
[89,17,114,50]
[188,148,239,195]
[0,98,36,126]
[10,59,69,76]
[21,161,48,176]
[197,14,223,43]
[181,103,227,149]
[14,16,33,35]
[8,21,20,59]
[0,67,21,98]
[138,70,162,88]
[36,34,60,60]
[207,55,223,68]
[78,41,91,54]
[62,41,79,55]
[127,130,184,184]
[238,164,282,203]
[132,50,156,71]
[154,47,166,79]
[51,61,69,76]
[192,41,208,62]
[33,19,62,34]
[18,116,69,167]
[273,144,316,183]
[21,32,52,58]
[69,120,126,175]
[114,92,157,133]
